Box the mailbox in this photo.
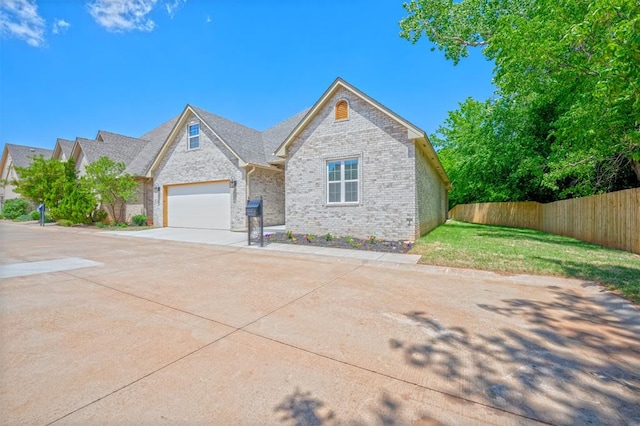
[246,199,262,217]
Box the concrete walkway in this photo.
[102,227,422,264]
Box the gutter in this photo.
[246,164,256,200]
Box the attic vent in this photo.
[335,100,348,121]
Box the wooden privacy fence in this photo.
[449,188,640,254]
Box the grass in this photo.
[410,220,640,304]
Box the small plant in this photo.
[351,242,362,248]
[96,222,106,228]
[369,235,376,244]
[131,214,147,226]
[0,214,4,219]
[29,210,40,220]
[117,222,128,228]
[345,236,354,244]
[2,198,29,219]
[291,236,298,243]
[286,230,293,239]
[14,214,31,222]
[325,232,332,241]
[58,219,74,227]
[305,234,315,243]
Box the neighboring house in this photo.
[52,138,75,161]
[147,78,450,240]
[65,117,178,224]
[0,143,53,209]
[274,78,451,241]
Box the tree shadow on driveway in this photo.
[389,288,640,425]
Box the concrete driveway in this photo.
[1,221,639,425]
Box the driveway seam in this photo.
[48,264,364,424]
[241,330,553,425]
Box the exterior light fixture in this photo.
[154,184,161,193]
[229,178,237,188]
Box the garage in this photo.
[166,181,230,230]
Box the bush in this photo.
[29,210,40,220]
[92,209,108,223]
[131,214,147,226]
[14,214,31,222]
[44,213,54,223]
[2,199,29,219]
[58,219,74,227]
[53,183,96,224]
[96,222,106,228]
[117,222,128,228]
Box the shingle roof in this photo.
[188,105,309,166]
[6,143,53,168]
[261,108,310,163]
[190,105,265,164]
[55,138,75,159]
[75,134,146,175]
[127,115,180,176]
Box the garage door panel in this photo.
[167,182,230,230]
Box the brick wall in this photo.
[285,88,418,241]
[247,166,285,226]
[152,112,247,230]
[415,145,447,235]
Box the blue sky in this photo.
[0,0,495,150]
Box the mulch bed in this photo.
[266,232,413,254]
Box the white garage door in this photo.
[167,182,230,230]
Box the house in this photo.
[275,78,451,241]
[148,78,450,241]
[53,117,178,224]
[0,144,53,210]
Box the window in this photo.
[188,123,200,150]
[335,100,348,120]
[327,158,359,204]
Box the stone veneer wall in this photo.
[248,167,285,226]
[415,145,447,236]
[285,87,418,241]
[152,112,246,230]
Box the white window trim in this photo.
[187,122,200,150]
[326,157,360,205]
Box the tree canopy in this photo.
[83,156,138,224]
[400,0,639,205]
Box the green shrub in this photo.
[131,214,147,226]
[53,183,96,224]
[58,219,74,227]
[96,222,106,228]
[2,199,29,219]
[44,213,54,223]
[117,222,128,228]
[14,214,31,222]
[29,210,40,220]
[92,209,108,223]
[325,232,333,241]
[0,214,4,219]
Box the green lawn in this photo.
[411,220,640,304]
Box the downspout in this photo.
[246,164,256,200]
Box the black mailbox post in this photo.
[246,197,264,247]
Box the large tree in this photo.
[400,0,639,201]
[83,156,138,224]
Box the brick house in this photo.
[149,78,451,240]
[0,144,53,210]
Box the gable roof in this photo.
[261,108,310,163]
[1,144,53,177]
[148,105,307,176]
[273,77,451,189]
[52,138,75,160]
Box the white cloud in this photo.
[52,19,70,35]
[0,0,46,47]
[87,0,158,32]
[165,0,186,19]
[205,15,211,24]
